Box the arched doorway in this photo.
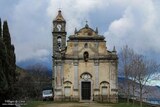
[80,72,93,101]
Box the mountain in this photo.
[118,77,160,104]
[17,58,52,70]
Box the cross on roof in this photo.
[85,20,88,24]
[85,20,89,28]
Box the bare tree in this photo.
[119,46,160,107]
[119,45,135,104]
[134,56,160,107]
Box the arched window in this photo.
[83,51,89,62]
[63,81,72,97]
[57,36,62,49]
[84,43,88,48]
[100,81,110,96]
[57,36,62,43]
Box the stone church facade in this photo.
[52,10,118,102]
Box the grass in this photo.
[21,101,53,107]
[22,101,150,107]
[113,102,148,107]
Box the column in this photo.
[94,60,99,89]
[74,60,78,89]
[56,62,62,87]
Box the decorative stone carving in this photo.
[81,72,92,81]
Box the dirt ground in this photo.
[38,102,113,107]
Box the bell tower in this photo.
[52,10,67,99]
[52,10,66,57]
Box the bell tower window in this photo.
[57,36,62,50]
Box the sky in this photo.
[0,0,160,85]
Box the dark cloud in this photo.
[1,0,160,66]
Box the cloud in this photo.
[105,0,160,55]
[5,0,110,62]
[1,0,160,65]
[47,0,108,34]
[8,0,51,62]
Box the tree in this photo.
[13,64,52,100]
[0,19,16,105]
[119,45,135,104]
[119,45,160,107]
[26,63,51,99]
[128,54,142,105]
[134,56,160,107]
[27,63,52,99]
[3,21,16,82]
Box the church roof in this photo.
[68,24,105,40]
[76,24,97,37]
[54,10,65,21]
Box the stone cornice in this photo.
[68,36,105,40]
[52,31,67,35]
[53,54,118,61]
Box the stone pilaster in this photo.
[73,60,79,90]
[61,62,64,87]
[56,62,62,88]
[94,60,99,89]
[109,62,118,103]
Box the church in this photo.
[52,10,118,102]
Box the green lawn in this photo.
[22,101,53,107]
[22,101,149,107]
[113,103,148,107]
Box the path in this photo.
[38,102,113,107]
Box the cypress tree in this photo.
[0,18,1,38]
[0,18,9,105]
[0,19,16,104]
[3,21,16,80]
[2,21,11,84]
[11,44,16,82]
[2,21,16,81]
[3,20,16,100]
[0,41,9,105]
[0,18,8,85]
[3,21,11,48]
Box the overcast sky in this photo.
[1,0,160,71]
